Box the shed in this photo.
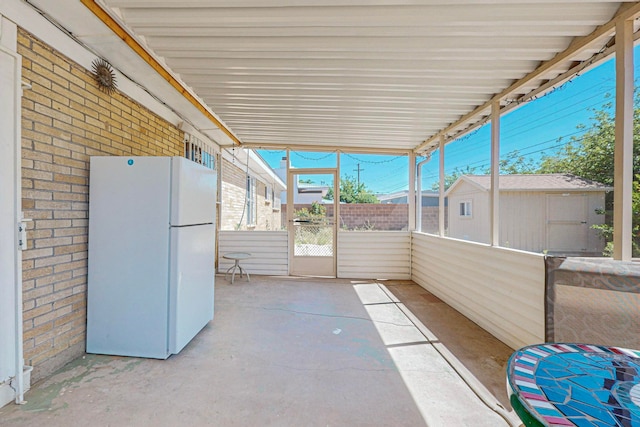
[446,174,611,255]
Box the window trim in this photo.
[246,176,257,226]
[459,200,472,218]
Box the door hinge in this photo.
[18,218,32,250]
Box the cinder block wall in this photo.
[18,29,183,382]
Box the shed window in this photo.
[459,201,472,217]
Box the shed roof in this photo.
[449,174,612,193]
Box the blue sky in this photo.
[259,46,638,194]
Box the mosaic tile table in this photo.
[507,343,640,427]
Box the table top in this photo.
[507,343,640,427]
[222,252,251,260]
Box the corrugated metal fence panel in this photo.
[411,232,545,350]
[218,231,288,275]
[338,231,411,280]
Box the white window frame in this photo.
[265,184,272,204]
[184,133,216,170]
[459,200,472,218]
[247,176,257,226]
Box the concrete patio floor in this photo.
[0,276,522,426]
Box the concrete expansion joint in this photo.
[259,306,419,328]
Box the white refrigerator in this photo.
[87,156,216,359]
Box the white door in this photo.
[289,170,337,277]
[0,19,23,406]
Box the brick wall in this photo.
[220,157,282,230]
[281,204,448,232]
[420,206,449,234]
[282,203,408,230]
[19,29,183,381]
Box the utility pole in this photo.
[354,163,364,187]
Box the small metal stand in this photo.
[223,252,251,284]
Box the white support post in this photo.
[613,19,634,261]
[408,152,416,231]
[490,101,500,247]
[439,135,446,237]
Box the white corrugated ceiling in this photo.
[38,1,634,151]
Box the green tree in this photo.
[325,175,379,203]
[431,165,479,191]
[493,150,539,175]
[295,201,326,220]
[539,96,640,256]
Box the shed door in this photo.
[546,194,588,253]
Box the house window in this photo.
[265,185,272,204]
[184,133,215,170]
[247,176,257,226]
[459,201,472,217]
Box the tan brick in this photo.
[35,122,73,144]
[34,254,72,268]
[23,107,53,127]
[72,282,87,293]
[34,330,56,346]
[53,155,86,169]
[53,211,85,220]
[23,168,53,181]
[23,128,53,145]
[33,305,70,327]
[23,266,53,281]
[24,283,54,301]
[54,192,88,203]
[53,276,85,293]
[72,235,88,244]
[34,180,71,193]
[22,247,53,260]
[33,141,71,158]
[53,64,85,88]
[23,338,35,352]
[23,149,53,163]
[54,243,86,255]
[71,186,89,195]
[52,291,84,310]
[53,173,87,185]
[53,259,86,274]
[72,251,88,261]
[35,219,72,229]
[23,303,52,321]
[52,140,86,156]
[33,160,70,175]
[71,151,90,162]
[23,322,54,341]
[36,288,73,307]
[34,200,72,211]
[35,236,73,249]
[53,227,87,237]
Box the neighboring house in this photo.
[446,174,611,255]
[220,150,286,231]
[377,190,446,207]
[274,157,330,204]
